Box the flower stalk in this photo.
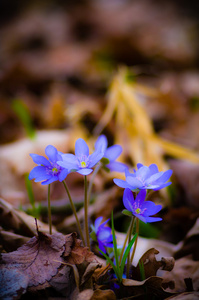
[62,181,85,246]
[47,184,52,235]
[130,217,139,263]
[126,216,135,278]
[84,176,90,250]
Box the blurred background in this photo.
[1,0,199,142]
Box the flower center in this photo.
[80,161,87,168]
[135,208,141,214]
[52,167,58,173]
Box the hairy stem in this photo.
[87,163,101,203]
[119,216,135,265]
[84,176,90,250]
[47,184,52,235]
[126,216,135,278]
[130,217,139,263]
[62,181,85,246]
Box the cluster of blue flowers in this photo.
[29,135,125,182]
[29,135,172,253]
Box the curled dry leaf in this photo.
[0,231,101,299]
[64,237,101,289]
[131,248,175,281]
[119,276,175,300]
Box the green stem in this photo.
[47,184,52,235]
[119,217,134,264]
[126,216,135,278]
[130,217,139,263]
[84,176,90,250]
[87,163,101,203]
[62,181,85,246]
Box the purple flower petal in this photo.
[153,169,173,184]
[94,217,103,231]
[89,151,104,168]
[123,188,134,212]
[137,163,143,169]
[77,168,93,175]
[125,169,136,177]
[144,216,162,223]
[134,214,147,223]
[126,176,144,189]
[153,182,172,190]
[135,189,146,205]
[41,176,58,185]
[98,228,111,240]
[98,241,106,253]
[105,242,114,248]
[149,164,159,175]
[105,145,122,161]
[45,145,58,162]
[113,178,133,189]
[106,235,113,243]
[136,166,151,181]
[107,161,128,172]
[95,135,108,153]
[58,169,69,181]
[29,166,48,180]
[75,138,89,157]
[61,153,77,164]
[57,159,78,171]
[29,154,51,167]
[145,172,164,185]
[141,201,162,216]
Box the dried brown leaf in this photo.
[162,256,199,293]
[1,232,66,287]
[64,236,101,290]
[70,288,94,300]
[131,248,175,280]
[0,231,101,298]
[120,276,175,299]
[91,289,116,300]
[165,292,199,300]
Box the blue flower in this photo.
[57,138,104,175]
[114,163,172,191]
[91,217,114,253]
[123,189,162,223]
[95,135,128,172]
[29,145,69,185]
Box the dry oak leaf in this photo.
[0,232,75,300]
[0,231,66,288]
[0,231,101,298]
